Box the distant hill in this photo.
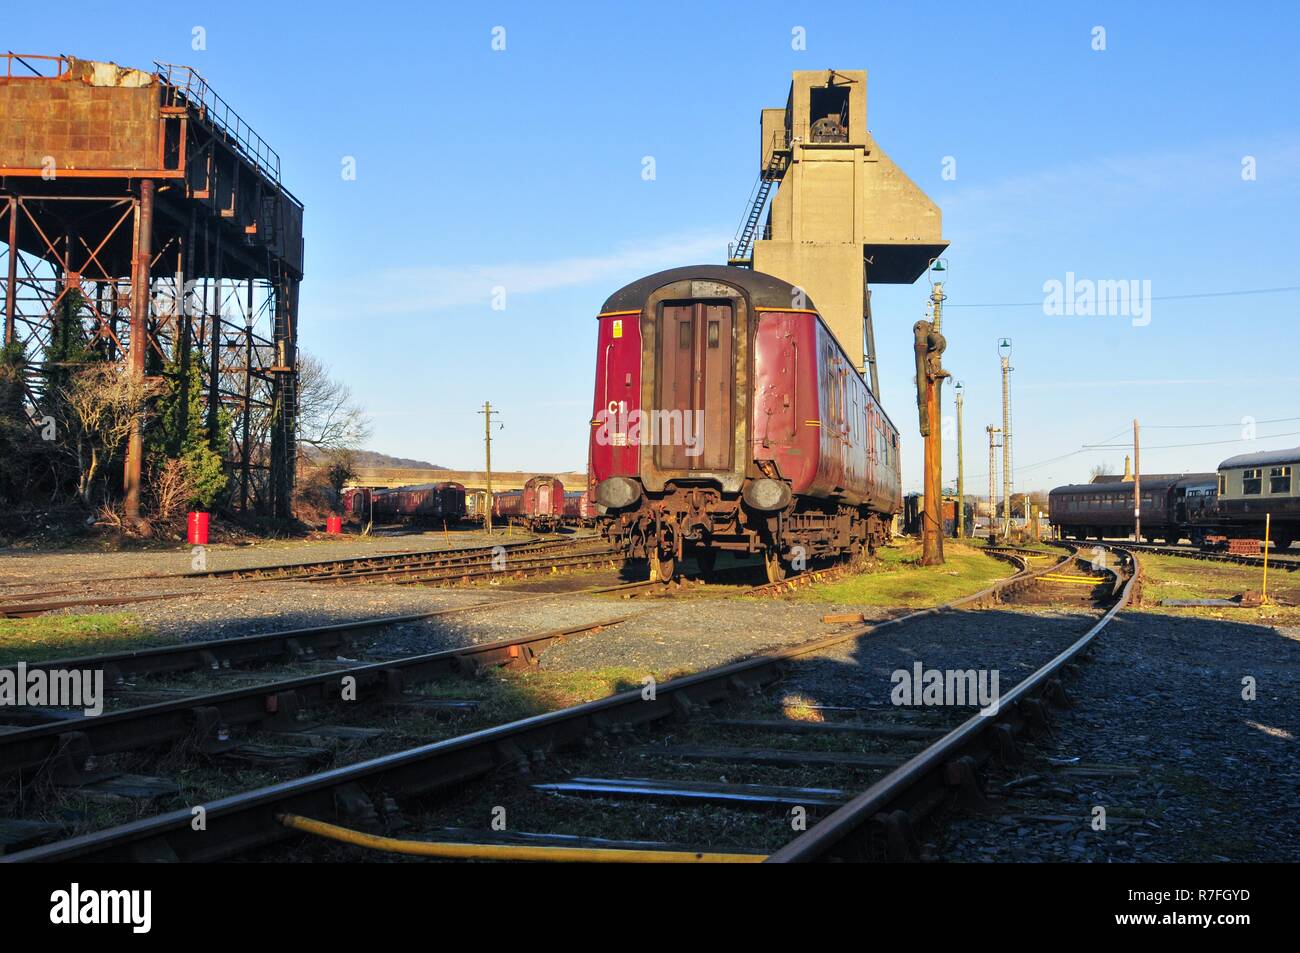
[302,448,447,470]
[352,450,447,470]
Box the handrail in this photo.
[153,61,281,184]
[2,52,71,79]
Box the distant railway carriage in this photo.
[1047,446,1300,550]
[341,487,371,520]
[1176,479,1218,528]
[588,265,902,583]
[370,481,466,525]
[1048,474,1213,543]
[464,488,491,524]
[578,489,598,523]
[493,476,566,532]
[562,489,598,527]
[1214,448,1299,549]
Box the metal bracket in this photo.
[191,705,237,753]
[944,755,990,811]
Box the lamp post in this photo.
[998,337,1013,540]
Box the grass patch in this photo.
[0,613,166,664]
[496,665,677,712]
[791,540,1014,607]
[1136,553,1300,625]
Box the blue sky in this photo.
[11,1,1300,492]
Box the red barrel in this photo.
[326,516,343,535]
[187,511,210,545]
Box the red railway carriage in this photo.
[371,482,466,524]
[589,265,902,582]
[340,487,371,520]
[494,475,566,532]
[562,489,598,526]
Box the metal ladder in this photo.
[728,151,786,267]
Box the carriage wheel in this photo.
[649,552,676,583]
[763,547,787,584]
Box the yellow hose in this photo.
[278,813,766,863]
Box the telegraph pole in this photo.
[998,338,1014,540]
[1133,418,1142,543]
[955,381,965,538]
[986,425,1000,540]
[914,261,950,565]
[479,401,496,534]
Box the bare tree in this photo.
[59,364,159,505]
[295,353,372,451]
[1089,461,1114,481]
[150,457,196,520]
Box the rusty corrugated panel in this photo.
[0,75,160,172]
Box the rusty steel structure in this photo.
[0,54,304,517]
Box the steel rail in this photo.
[340,546,624,587]
[0,592,187,618]
[1113,540,1298,572]
[765,546,1139,863]
[206,537,581,582]
[0,618,629,781]
[3,547,1070,863]
[271,539,613,583]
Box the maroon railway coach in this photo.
[370,482,466,525]
[588,265,902,582]
[494,475,566,532]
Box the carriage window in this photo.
[1270,466,1292,494]
[678,320,693,349]
[1218,474,1226,494]
[1243,468,1262,495]
[707,320,720,348]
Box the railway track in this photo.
[1104,539,1299,572]
[0,618,630,784]
[0,533,594,594]
[770,546,1137,861]
[0,571,690,768]
[3,543,1137,863]
[0,536,623,618]
[0,592,188,619]
[207,536,614,584]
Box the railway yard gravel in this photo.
[6,533,1292,865]
[938,611,1300,863]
